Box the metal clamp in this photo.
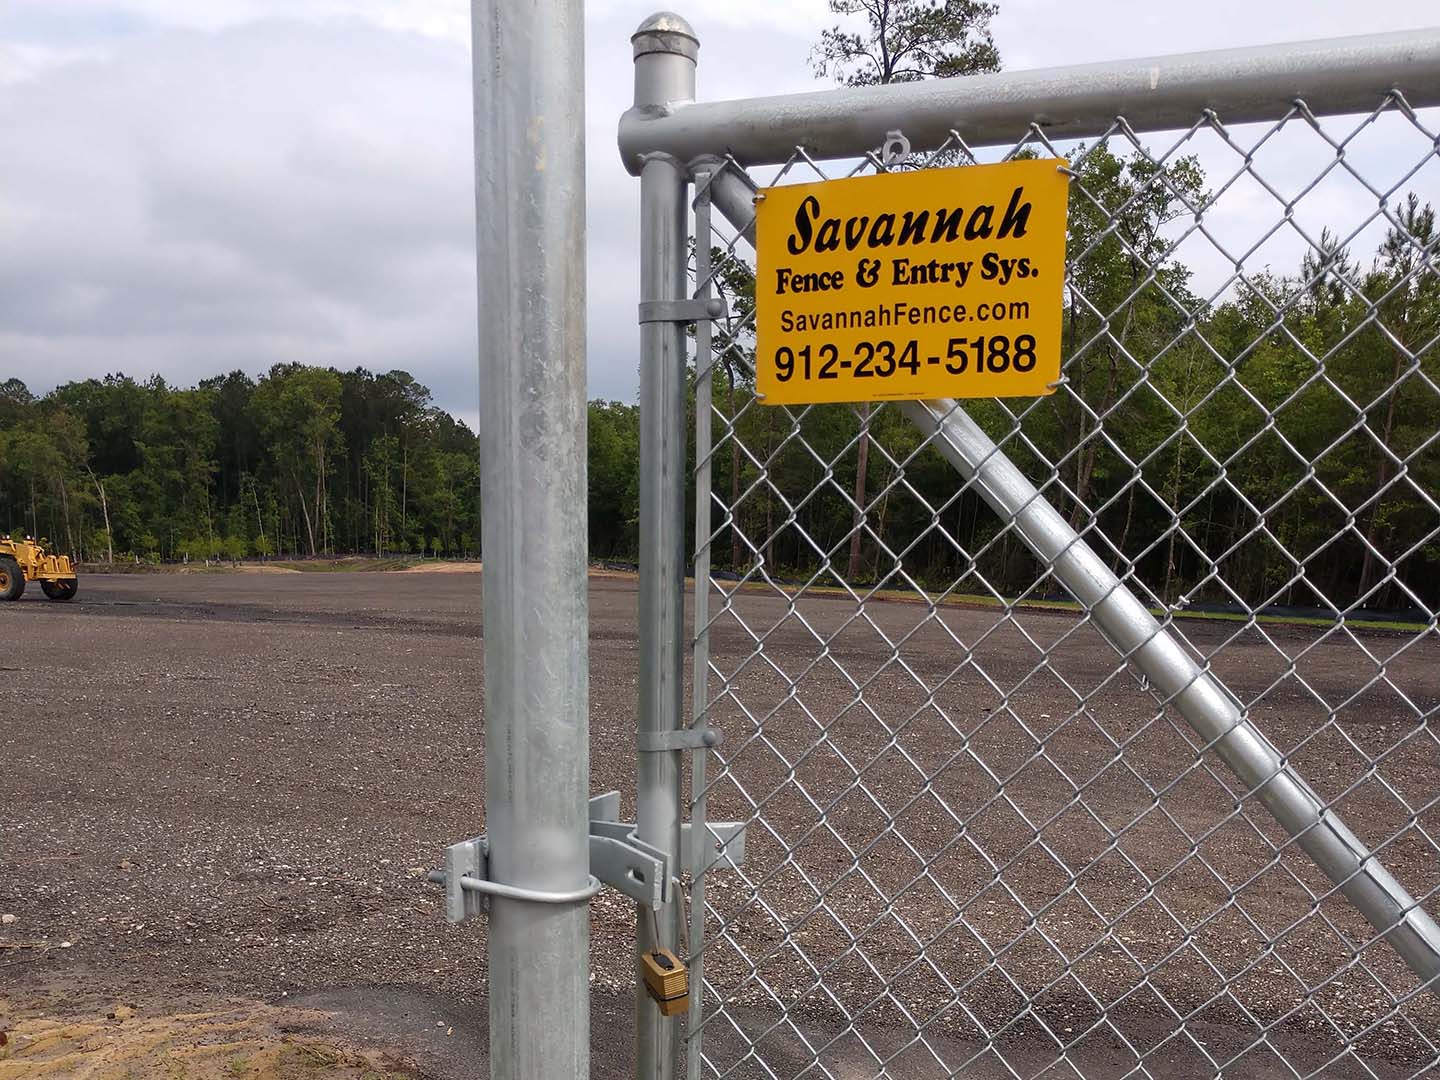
[637,725,723,752]
[880,129,912,167]
[429,791,743,924]
[427,837,603,923]
[638,297,728,324]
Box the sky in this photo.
[2,1,1437,430]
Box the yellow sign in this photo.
[754,159,1068,405]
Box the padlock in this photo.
[641,948,689,1015]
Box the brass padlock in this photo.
[641,948,689,1016]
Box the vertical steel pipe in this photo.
[472,1,591,1078]
[687,169,717,1080]
[633,13,698,1080]
[637,153,688,1079]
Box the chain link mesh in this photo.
[686,93,1440,1079]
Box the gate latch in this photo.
[427,790,745,925]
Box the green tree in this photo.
[1057,143,1206,543]
[812,0,1000,85]
[0,379,33,428]
[250,365,342,557]
[588,401,642,558]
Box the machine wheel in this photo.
[41,579,78,602]
[0,557,24,601]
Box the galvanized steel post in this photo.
[472,1,591,1078]
[632,12,697,1080]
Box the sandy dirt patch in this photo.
[396,562,480,574]
[0,1000,419,1079]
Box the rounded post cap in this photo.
[632,11,698,62]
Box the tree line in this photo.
[0,363,649,568]
[0,366,483,563]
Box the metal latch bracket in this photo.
[638,298,728,324]
[429,791,745,925]
[638,725,723,753]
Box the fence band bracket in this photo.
[638,297,728,324]
[637,726,723,752]
[427,836,604,923]
[428,791,743,924]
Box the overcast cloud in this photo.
[2,1,1437,428]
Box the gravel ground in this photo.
[1,573,1437,1078]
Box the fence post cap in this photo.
[632,12,698,61]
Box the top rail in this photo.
[619,26,1440,171]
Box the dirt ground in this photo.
[0,1001,419,1079]
[1,574,1437,1078]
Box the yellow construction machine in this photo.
[0,537,78,602]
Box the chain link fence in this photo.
[681,74,1440,1080]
